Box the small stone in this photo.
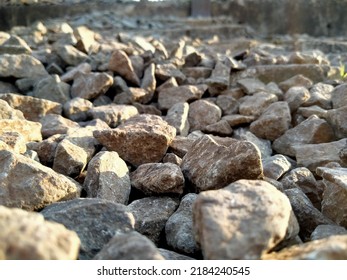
[74,26,96,54]
[0,35,32,55]
[0,119,42,142]
[203,120,233,136]
[0,99,25,120]
[155,63,186,84]
[304,82,334,109]
[141,63,156,96]
[310,225,347,241]
[221,114,255,127]
[132,102,161,116]
[162,153,182,166]
[239,91,278,117]
[250,101,291,141]
[273,115,335,157]
[188,99,222,132]
[0,206,80,260]
[108,49,140,86]
[63,97,93,122]
[169,136,195,158]
[262,154,292,180]
[156,77,178,93]
[94,114,176,167]
[193,180,297,259]
[0,150,81,211]
[237,78,266,94]
[40,114,80,138]
[84,151,130,205]
[278,74,313,92]
[181,135,263,191]
[215,95,239,115]
[94,231,164,260]
[127,196,179,244]
[165,193,199,255]
[55,44,89,66]
[130,162,184,195]
[60,62,92,83]
[206,61,230,95]
[165,102,189,137]
[326,106,347,139]
[182,67,212,80]
[0,81,17,93]
[71,72,113,100]
[128,87,153,104]
[41,198,134,260]
[184,52,202,67]
[0,131,26,154]
[284,86,310,112]
[297,105,328,119]
[331,83,347,109]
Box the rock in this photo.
[293,139,347,171]
[165,193,199,255]
[127,196,179,244]
[158,248,195,260]
[263,235,347,260]
[182,67,212,80]
[297,105,328,119]
[262,154,292,180]
[93,114,176,167]
[155,63,186,84]
[132,102,161,116]
[74,26,96,54]
[94,231,164,260]
[310,224,347,241]
[0,206,80,260]
[32,74,71,104]
[41,198,134,259]
[0,35,32,55]
[278,74,313,92]
[162,153,182,166]
[188,99,222,132]
[304,82,334,109]
[0,81,18,93]
[273,115,335,157]
[331,83,347,109]
[193,180,297,259]
[128,87,153,104]
[221,114,255,127]
[237,77,266,94]
[215,95,239,116]
[71,72,113,100]
[63,97,93,122]
[141,63,156,96]
[0,54,47,78]
[0,150,81,211]
[181,135,263,191]
[40,114,80,138]
[88,104,138,128]
[130,55,144,80]
[130,162,184,195]
[108,49,140,86]
[156,77,178,93]
[317,166,347,227]
[0,99,25,120]
[0,93,62,122]
[0,119,42,142]
[60,62,92,82]
[55,44,89,66]
[284,86,310,112]
[165,102,189,137]
[203,120,233,136]
[326,106,347,139]
[158,84,207,110]
[84,151,130,205]
[250,101,291,141]
[206,60,230,95]
[284,188,334,241]
[239,91,278,117]
[0,131,26,154]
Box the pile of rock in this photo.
[0,14,347,260]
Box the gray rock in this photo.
[0,150,81,211]
[127,196,178,244]
[84,151,131,205]
[63,97,93,122]
[297,105,328,119]
[40,114,80,138]
[41,198,134,260]
[55,44,89,66]
[194,180,298,259]
[0,35,31,55]
[206,60,230,95]
[326,106,347,139]
[331,83,347,109]
[162,153,182,166]
[262,154,292,180]
[60,62,92,82]
[239,91,278,117]
[165,102,189,137]
[222,114,255,127]
[237,78,267,94]
[284,86,310,112]
[141,63,156,96]
[155,63,186,84]
[0,206,80,260]
[304,82,334,109]
[74,26,96,54]
[310,224,347,241]
[0,81,18,93]
[94,231,164,260]
[203,119,233,136]
[278,74,313,92]
[181,135,263,192]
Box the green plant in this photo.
[339,63,347,80]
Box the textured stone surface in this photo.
[0,131,26,154]
[262,154,292,180]
[278,74,313,92]
[40,114,79,138]
[0,119,42,142]
[55,44,89,66]
[41,198,134,259]
[0,206,80,260]
[193,180,297,259]
[0,150,81,210]
[94,114,176,167]
[305,82,334,109]
[237,77,266,94]
[63,97,93,122]
[326,106,347,139]
[239,91,278,117]
[165,102,189,137]
[310,224,347,241]
[284,86,310,112]
[181,135,263,191]
[331,83,347,109]
[0,99,25,120]
[84,151,131,205]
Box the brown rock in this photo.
[55,44,89,66]
[60,62,92,82]
[206,60,230,95]
[262,154,292,180]
[215,95,239,115]
[203,120,233,136]
[141,63,156,96]
[278,74,313,92]
[182,67,212,80]
[239,91,278,117]
[297,105,328,119]
[237,77,266,94]
[74,26,96,54]
[0,119,42,142]
[181,135,263,191]
[162,153,182,166]
[221,114,255,127]
[94,114,176,167]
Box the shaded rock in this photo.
[0,131,26,154]
[40,114,80,138]
[262,154,292,180]
[250,101,291,141]
[132,102,161,116]
[94,114,176,167]
[0,206,80,260]
[310,224,347,241]
[41,198,134,260]
[263,235,347,260]
[169,136,195,158]
[222,114,255,127]
[0,81,18,93]
[165,102,189,136]
[273,115,335,157]
[88,104,138,128]
[0,54,47,78]
[130,55,144,80]
[32,74,71,104]
[188,99,222,132]
[158,248,195,260]
[215,95,239,116]
[0,150,81,211]
[131,162,184,195]
[284,188,334,241]
[108,49,140,86]
[239,91,278,117]
[326,106,347,139]
[182,67,212,80]
[158,84,207,110]
[0,99,25,120]
[155,63,185,84]
[203,120,233,136]
[162,153,182,166]
[237,77,266,94]
[293,139,347,171]
[156,77,178,93]
[94,231,164,260]
[165,193,199,255]
[193,180,297,259]
[127,196,178,244]
[55,44,89,66]
[0,93,62,122]
[278,74,313,92]
[60,62,92,83]
[331,83,347,109]
[63,97,93,122]
[0,119,42,142]
[304,82,334,109]
[297,105,328,119]
[71,72,113,100]
[206,60,230,95]
[84,151,130,205]
[74,26,96,54]
[141,63,156,96]
[0,35,31,55]
[181,135,263,192]
[128,87,153,104]
[284,86,310,112]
